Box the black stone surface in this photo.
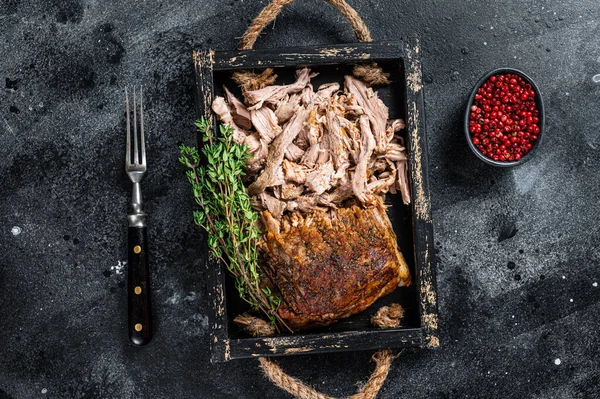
[1,1,599,398]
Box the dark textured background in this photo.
[1,0,599,398]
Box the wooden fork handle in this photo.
[127,226,152,345]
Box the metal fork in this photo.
[125,87,152,346]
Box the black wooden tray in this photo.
[192,40,438,362]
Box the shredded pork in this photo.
[244,68,312,110]
[211,67,411,218]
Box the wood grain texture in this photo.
[229,328,423,359]
[403,38,439,349]
[192,49,232,362]
[192,49,215,127]
[213,42,404,71]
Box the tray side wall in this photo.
[403,39,439,349]
[193,49,233,362]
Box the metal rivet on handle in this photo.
[134,286,142,295]
[135,323,143,332]
[133,245,141,254]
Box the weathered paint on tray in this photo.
[403,39,439,349]
[193,40,438,361]
[212,43,401,71]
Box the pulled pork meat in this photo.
[244,68,312,110]
[211,68,413,329]
[247,107,310,197]
[212,67,410,215]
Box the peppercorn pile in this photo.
[468,73,540,162]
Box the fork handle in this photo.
[128,226,152,346]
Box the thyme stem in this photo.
[179,118,289,332]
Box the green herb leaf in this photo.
[179,117,287,333]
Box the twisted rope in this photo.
[258,349,396,399]
[238,0,372,50]
[236,302,403,399]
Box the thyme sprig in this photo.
[179,118,287,331]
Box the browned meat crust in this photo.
[258,198,411,330]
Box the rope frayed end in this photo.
[232,68,278,92]
[371,303,404,329]
[353,63,390,86]
[234,313,277,337]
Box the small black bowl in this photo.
[464,68,544,167]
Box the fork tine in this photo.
[139,87,146,167]
[133,87,138,165]
[125,88,131,166]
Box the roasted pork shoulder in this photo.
[258,198,411,330]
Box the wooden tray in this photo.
[192,40,438,362]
